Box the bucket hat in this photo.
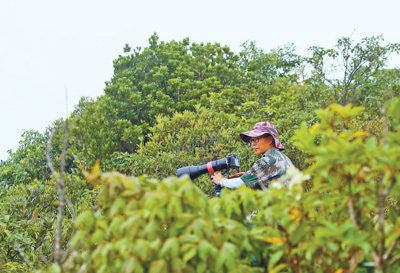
[240,122,285,150]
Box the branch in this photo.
[347,196,358,226]
[347,175,358,226]
[383,240,396,261]
[77,253,94,273]
[46,128,61,184]
[46,119,74,265]
[65,197,76,221]
[371,248,380,264]
[61,245,72,264]
[377,191,386,269]
[37,246,50,265]
[59,223,81,265]
[46,128,63,264]
[382,113,388,146]
[389,254,400,266]
[346,250,363,273]
[345,50,368,87]
[315,61,337,88]
[13,242,34,270]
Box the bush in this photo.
[45,100,400,272]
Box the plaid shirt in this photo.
[241,148,293,190]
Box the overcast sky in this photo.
[1,0,399,161]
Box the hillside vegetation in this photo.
[0,34,400,272]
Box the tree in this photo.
[51,99,400,273]
[307,35,400,105]
[0,119,76,185]
[2,33,399,271]
[359,68,400,111]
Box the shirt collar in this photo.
[263,147,278,157]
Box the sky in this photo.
[1,0,399,161]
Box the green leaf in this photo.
[388,211,396,225]
[5,230,12,238]
[160,238,179,259]
[183,247,197,263]
[269,263,288,273]
[292,222,307,244]
[268,250,284,270]
[149,259,168,273]
[76,211,95,229]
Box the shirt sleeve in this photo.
[240,155,277,189]
[220,177,245,189]
[240,172,259,188]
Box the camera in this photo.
[176,153,240,196]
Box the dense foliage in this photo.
[46,100,400,272]
[1,34,400,272]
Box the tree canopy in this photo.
[1,33,400,272]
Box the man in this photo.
[211,122,293,190]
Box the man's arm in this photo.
[220,177,245,189]
[211,172,245,189]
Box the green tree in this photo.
[307,35,400,105]
[70,33,306,168]
[0,119,76,185]
[47,99,400,273]
[359,68,400,111]
[2,33,399,271]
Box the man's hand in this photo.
[228,172,245,179]
[211,172,225,185]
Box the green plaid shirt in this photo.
[241,148,293,190]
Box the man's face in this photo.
[251,135,274,155]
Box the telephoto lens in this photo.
[176,153,240,197]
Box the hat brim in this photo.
[240,130,269,143]
[240,129,285,150]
